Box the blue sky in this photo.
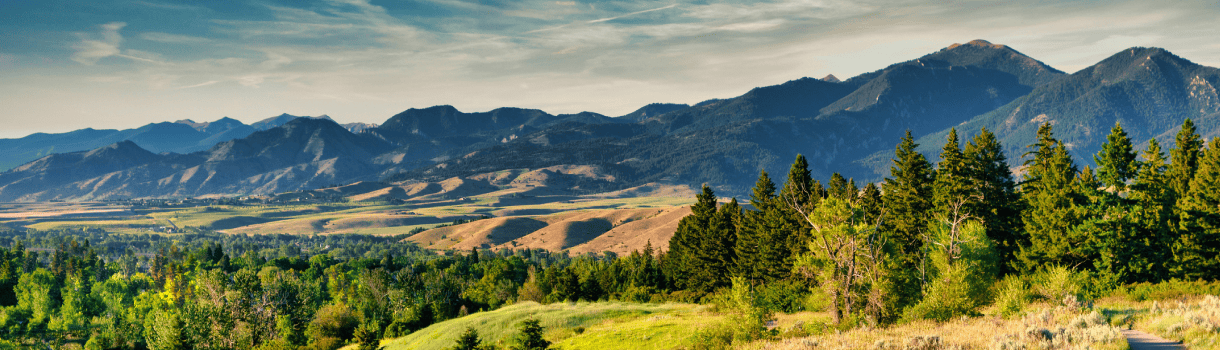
[2,0,1219,138]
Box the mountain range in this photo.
[3,39,1219,201]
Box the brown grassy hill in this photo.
[567,206,690,255]
[404,206,690,255]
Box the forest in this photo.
[0,120,1217,349]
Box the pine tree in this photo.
[962,128,1023,274]
[450,327,483,350]
[771,155,820,280]
[828,173,851,199]
[1018,123,1086,271]
[1094,122,1140,193]
[882,130,934,308]
[693,198,740,293]
[665,185,718,290]
[734,171,775,282]
[1124,139,1172,281]
[1174,137,1220,279]
[932,128,973,223]
[1168,118,1203,203]
[884,131,935,255]
[509,319,551,350]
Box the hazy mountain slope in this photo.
[0,114,309,171]
[0,118,395,201]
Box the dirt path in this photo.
[1122,329,1185,350]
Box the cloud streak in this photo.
[6,0,1220,136]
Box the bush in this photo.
[901,221,996,322]
[306,303,359,344]
[993,274,1030,317]
[756,280,810,313]
[1111,279,1220,301]
[1030,265,1087,305]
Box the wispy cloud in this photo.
[140,32,212,44]
[176,80,219,89]
[589,4,678,23]
[71,22,127,65]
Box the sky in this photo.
[2,0,1219,138]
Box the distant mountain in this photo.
[0,118,392,201]
[909,47,1220,170]
[617,103,690,122]
[6,40,1218,201]
[411,39,1068,194]
[0,114,312,171]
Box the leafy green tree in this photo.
[792,196,892,325]
[962,128,1023,274]
[1094,122,1140,193]
[901,221,997,321]
[1174,137,1220,279]
[508,319,550,350]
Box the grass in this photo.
[3,194,693,237]
[745,303,1129,350]
[379,301,715,350]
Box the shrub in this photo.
[901,221,997,322]
[993,275,1030,317]
[1030,265,1087,307]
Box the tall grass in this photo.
[380,301,710,350]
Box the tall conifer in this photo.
[774,155,820,279]
[882,130,934,307]
[1175,138,1220,279]
[1018,123,1086,271]
[666,185,718,290]
[1094,122,1139,193]
[734,171,775,281]
[932,128,972,219]
[1168,119,1203,202]
[963,128,1023,274]
[694,198,740,292]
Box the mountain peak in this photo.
[947,39,1006,50]
[821,74,841,83]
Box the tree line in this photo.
[665,119,1218,325]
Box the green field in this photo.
[377,301,720,350]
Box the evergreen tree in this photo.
[771,155,820,281]
[450,327,483,350]
[881,130,934,308]
[1122,139,1172,281]
[734,172,774,282]
[828,173,851,200]
[664,185,717,290]
[1094,122,1140,193]
[962,128,1023,274]
[884,131,935,256]
[1168,118,1203,203]
[932,128,973,224]
[509,319,551,350]
[1174,137,1220,279]
[1018,123,1087,271]
[693,198,740,293]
